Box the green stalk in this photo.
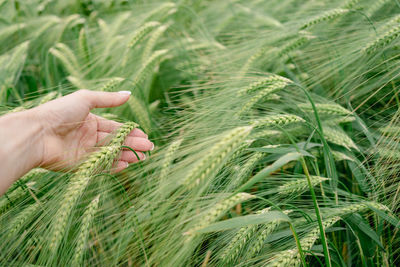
[300,156,332,267]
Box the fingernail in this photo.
[125,161,129,168]
[151,143,154,151]
[118,90,131,95]
[143,154,146,160]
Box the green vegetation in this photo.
[1,0,400,266]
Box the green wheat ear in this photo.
[251,114,305,128]
[8,202,41,237]
[184,192,256,236]
[127,21,160,49]
[300,9,349,30]
[298,103,351,116]
[363,24,400,54]
[182,126,252,189]
[267,216,340,267]
[49,122,136,254]
[246,210,293,260]
[278,176,329,195]
[238,81,288,116]
[71,195,100,267]
[219,207,271,265]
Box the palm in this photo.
[35,90,153,171]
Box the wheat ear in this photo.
[128,97,151,133]
[238,81,288,116]
[71,195,100,266]
[267,216,340,267]
[365,0,391,17]
[230,152,264,189]
[127,21,160,49]
[100,77,124,92]
[239,75,292,96]
[8,202,41,237]
[49,122,135,253]
[182,127,252,189]
[159,139,183,181]
[298,103,351,116]
[300,9,349,30]
[251,114,305,128]
[278,33,314,56]
[49,43,81,77]
[363,24,400,54]
[278,176,329,195]
[343,0,361,9]
[219,207,271,265]
[323,126,358,150]
[142,23,171,62]
[133,49,169,88]
[185,193,256,236]
[247,210,293,259]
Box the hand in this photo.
[34,90,153,172]
[0,90,153,195]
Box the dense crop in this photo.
[0,0,400,266]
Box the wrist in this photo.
[0,109,46,169]
[0,109,46,194]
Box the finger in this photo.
[120,150,146,163]
[76,89,131,109]
[112,161,129,173]
[94,115,148,138]
[124,136,154,151]
[97,131,149,145]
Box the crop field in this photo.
[1,0,400,266]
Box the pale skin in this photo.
[0,90,153,195]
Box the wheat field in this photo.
[0,0,400,266]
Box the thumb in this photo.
[76,90,132,109]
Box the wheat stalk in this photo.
[182,127,252,189]
[300,9,350,30]
[278,176,329,195]
[71,195,100,267]
[185,193,256,236]
[219,207,271,264]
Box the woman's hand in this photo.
[0,90,153,195]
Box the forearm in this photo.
[0,110,44,195]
